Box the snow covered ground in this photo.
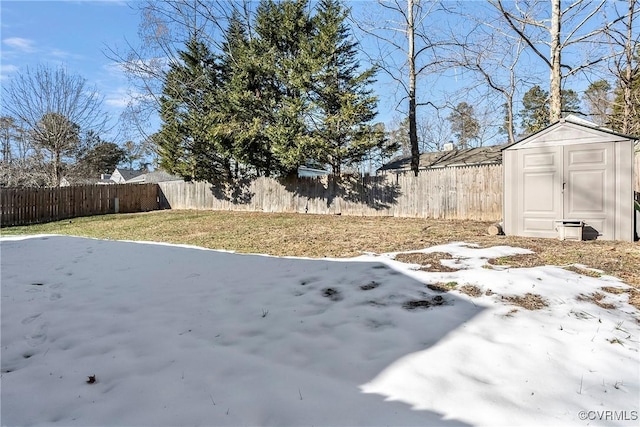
[1,235,638,426]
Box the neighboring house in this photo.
[503,115,637,242]
[60,176,113,187]
[110,168,147,184]
[378,144,506,174]
[298,166,330,178]
[126,170,184,184]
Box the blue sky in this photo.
[1,0,142,140]
[0,0,619,148]
[0,0,412,144]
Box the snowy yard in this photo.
[1,235,638,426]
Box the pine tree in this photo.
[520,85,583,135]
[448,102,479,149]
[561,89,581,116]
[156,37,230,182]
[520,86,550,135]
[310,0,383,175]
[253,0,316,176]
[217,10,270,177]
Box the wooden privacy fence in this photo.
[0,184,159,227]
[159,164,504,221]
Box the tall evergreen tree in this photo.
[520,85,582,135]
[520,85,550,135]
[561,89,581,116]
[310,0,383,175]
[217,10,273,177]
[448,102,479,149]
[156,37,231,182]
[253,0,317,176]
[217,0,315,178]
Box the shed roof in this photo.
[379,144,506,172]
[504,115,638,151]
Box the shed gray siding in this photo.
[503,117,636,241]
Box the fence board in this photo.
[635,150,639,193]
[0,184,159,227]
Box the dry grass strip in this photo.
[563,265,602,278]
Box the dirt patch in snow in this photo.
[503,293,548,310]
[578,292,617,310]
[395,252,460,272]
[458,285,483,298]
[425,282,482,298]
[426,282,458,293]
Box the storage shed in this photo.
[503,116,637,241]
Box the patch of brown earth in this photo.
[458,285,483,298]
[426,282,458,293]
[503,293,548,310]
[394,252,460,272]
[578,292,617,310]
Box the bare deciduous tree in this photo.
[2,65,109,185]
[490,0,626,123]
[444,1,529,144]
[606,0,640,135]
[352,0,449,175]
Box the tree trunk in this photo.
[55,150,61,187]
[488,223,504,236]
[549,0,562,123]
[506,98,516,144]
[408,0,419,176]
[623,0,634,135]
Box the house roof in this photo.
[127,170,184,184]
[60,176,104,186]
[113,168,146,181]
[379,144,506,172]
[298,166,330,177]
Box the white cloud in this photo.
[0,64,19,80]
[104,87,149,109]
[105,96,131,108]
[3,37,35,52]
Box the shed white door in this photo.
[563,143,614,239]
[517,143,614,239]
[518,147,563,237]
